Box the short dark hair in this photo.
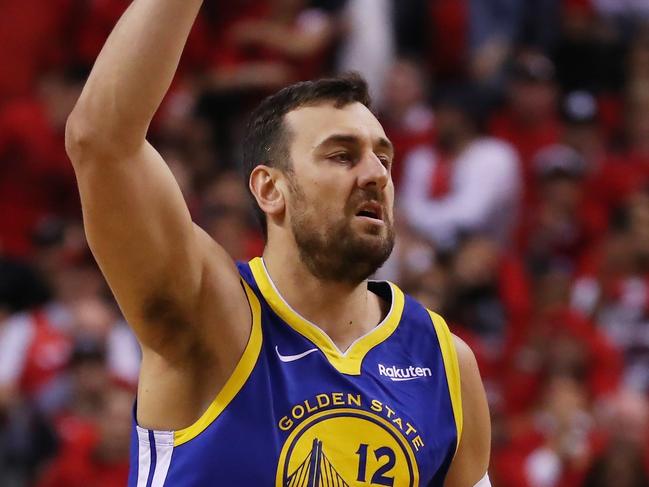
[242,73,372,236]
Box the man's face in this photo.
[281,102,396,283]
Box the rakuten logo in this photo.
[378,363,432,381]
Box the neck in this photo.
[262,243,386,351]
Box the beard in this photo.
[288,179,395,285]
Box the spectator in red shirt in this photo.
[423,236,532,386]
[502,305,622,416]
[572,189,649,392]
[583,389,649,487]
[494,375,599,487]
[36,382,133,487]
[75,0,209,74]
[401,88,521,251]
[0,306,72,416]
[520,144,604,276]
[208,0,336,90]
[198,0,338,164]
[588,88,649,218]
[489,52,562,204]
[50,341,108,468]
[0,0,75,107]
[0,69,83,257]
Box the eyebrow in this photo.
[315,134,394,155]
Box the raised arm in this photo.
[65,1,250,371]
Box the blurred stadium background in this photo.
[2,0,649,486]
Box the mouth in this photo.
[355,201,384,223]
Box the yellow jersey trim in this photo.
[249,257,405,376]
[173,280,263,446]
[427,310,463,452]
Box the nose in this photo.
[357,153,389,190]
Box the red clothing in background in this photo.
[502,308,622,415]
[36,423,129,487]
[489,109,561,200]
[209,1,330,83]
[0,98,76,256]
[76,0,210,74]
[0,0,73,106]
[494,420,604,487]
[498,253,534,352]
[19,311,71,398]
[0,308,71,402]
[449,252,532,382]
[588,151,649,211]
[428,0,468,80]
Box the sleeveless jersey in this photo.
[128,257,463,487]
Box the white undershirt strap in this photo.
[474,473,491,487]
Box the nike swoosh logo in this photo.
[275,346,319,363]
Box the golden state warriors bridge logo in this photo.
[276,393,422,487]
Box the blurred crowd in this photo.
[2,0,649,486]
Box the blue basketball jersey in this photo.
[128,257,463,486]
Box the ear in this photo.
[249,165,286,220]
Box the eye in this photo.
[377,154,393,169]
[329,152,353,164]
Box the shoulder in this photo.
[452,335,487,413]
[444,334,491,486]
[452,334,479,377]
[409,307,491,483]
[449,334,487,424]
[423,314,482,420]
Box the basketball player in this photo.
[65,1,491,485]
